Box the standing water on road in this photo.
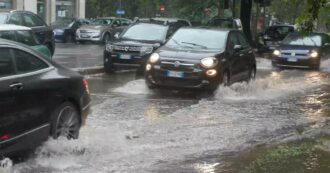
[10,59,330,173]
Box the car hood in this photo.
[79,25,108,30]
[112,40,162,48]
[278,45,320,52]
[156,46,224,60]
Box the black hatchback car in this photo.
[104,19,191,74]
[272,33,330,69]
[0,39,90,157]
[0,10,55,55]
[145,28,256,91]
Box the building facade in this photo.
[0,0,85,24]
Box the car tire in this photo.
[77,40,86,44]
[104,55,115,74]
[146,79,156,89]
[221,71,230,86]
[248,66,256,82]
[103,33,111,44]
[51,102,81,139]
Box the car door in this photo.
[9,49,52,141]
[225,32,243,82]
[22,13,50,46]
[237,31,254,79]
[0,48,20,142]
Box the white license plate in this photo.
[80,34,89,38]
[120,54,131,60]
[167,71,184,78]
[287,58,297,62]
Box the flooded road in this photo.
[9,58,330,173]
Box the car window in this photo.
[23,14,45,27]
[121,19,131,26]
[0,48,15,77]
[113,19,121,26]
[0,13,9,24]
[8,13,23,25]
[0,31,16,41]
[13,49,48,74]
[227,33,239,51]
[237,32,249,48]
[15,30,38,46]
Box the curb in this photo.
[73,66,104,75]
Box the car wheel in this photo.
[222,71,230,86]
[103,33,111,44]
[145,79,156,89]
[104,56,115,74]
[51,102,80,139]
[248,66,256,81]
[77,40,85,44]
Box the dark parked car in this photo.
[145,28,256,92]
[272,33,330,69]
[260,25,295,51]
[0,10,55,55]
[207,17,242,30]
[0,39,90,157]
[104,19,191,74]
[52,18,90,43]
[76,17,132,43]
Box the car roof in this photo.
[0,24,31,31]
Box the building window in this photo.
[56,0,75,19]
[0,0,12,9]
[37,0,46,20]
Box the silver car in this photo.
[76,17,132,43]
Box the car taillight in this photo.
[0,134,9,140]
[83,79,90,95]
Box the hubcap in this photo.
[55,106,79,139]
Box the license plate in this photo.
[287,58,297,62]
[166,71,184,78]
[81,34,89,38]
[120,54,131,60]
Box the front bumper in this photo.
[145,64,220,89]
[104,51,149,68]
[272,56,320,68]
[76,33,102,42]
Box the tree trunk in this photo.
[240,0,253,44]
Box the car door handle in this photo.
[9,82,24,91]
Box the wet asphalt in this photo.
[7,43,330,173]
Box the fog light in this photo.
[206,69,217,76]
[146,64,152,71]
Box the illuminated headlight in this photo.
[106,44,114,52]
[273,50,281,56]
[146,64,152,71]
[140,47,153,55]
[149,53,160,63]
[201,57,217,68]
[310,51,318,58]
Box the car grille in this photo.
[281,50,309,58]
[113,45,141,53]
[160,59,198,72]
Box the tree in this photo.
[297,0,328,33]
[240,0,253,44]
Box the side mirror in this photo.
[233,45,243,52]
[114,32,120,39]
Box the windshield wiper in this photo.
[171,38,181,46]
[181,42,208,49]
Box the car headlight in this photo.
[201,57,217,68]
[140,47,153,55]
[149,53,160,63]
[273,50,281,56]
[106,44,114,52]
[54,29,64,34]
[310,51,318,58]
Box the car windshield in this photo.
[266,26,294,35]
[0,13,8,24]
[282,34,322,46]
[15,30,38,46]
[166,29,227,50]
[92,19,113,25]
[51,18,74,27]
[121,23,168,41]
[209,19,234,28]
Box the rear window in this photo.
[0,13,8,24]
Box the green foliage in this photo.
[297,0,327,34]
[268,0,307,24]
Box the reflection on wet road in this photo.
[11,58,330,173]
